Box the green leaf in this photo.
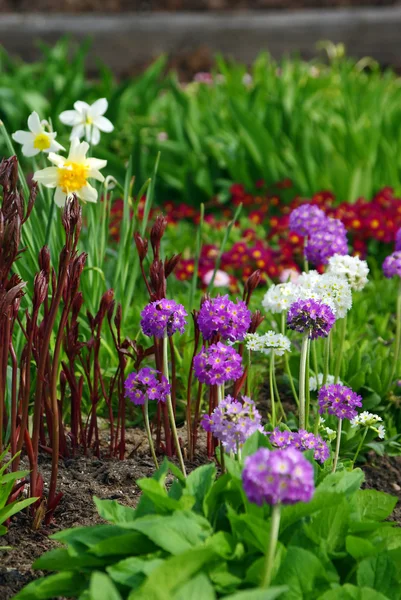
[351,489,397,522]
[174,573,216,600]
[274,546,331,599]
[318,584,391,600]
[0,496,38,525]
[357,553,400,598]
[137,478,194,513]
[14,572,86,599]
[241,430,271,459]
[183,463,216,514]
[33,548,107,571]
[303,499,350,554]
[224,588,288,600]
[89,572,123,600]
[107,556,163,589]
[93,497,137,525]
[316,468,364,497]
[345,536,377,561]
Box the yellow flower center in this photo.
[33,133,51,151]
[86,116,93,125]
[58,162,88,193]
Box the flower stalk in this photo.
[262,504,281,588]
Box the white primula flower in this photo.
[313,273,352,319]
[296,270,321,289]
[262,283,298,314]
[260,331,291,357]
[33,138,107,207]
[351,411,383,428]
[244,333,265,352]
[327,254,369,291]
[59,99,114,145]
[12,112,65,157]
[309,373,341,392]
[376,424,386,439]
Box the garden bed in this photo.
[1,443,401,600]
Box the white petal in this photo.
[54,187,67,207]
[33,166,58,187]
[47,139,65,153]
[59,110,82,126]
[27,112,42,135]
[73,101,90,114]
[89,98,108,118]
[86,157,107,170]
[91,126,101,146]
[48,152,66,166]
[69,138,89,162]
[93,116,113,133]
[70,124,85,140]
[12,130,34,145]
[85,124,92,143]
[78,183,97,203]
[88,168,105,183]
[22,142,40,157]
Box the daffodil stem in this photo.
[163,333,187,477]
[352,428,368,467]
[332,419,343,473]
[262,504,281,588]
[144,399,158,469]
[45,197,56,247]
[334,316,347,384]
[299,333,310,430]
[269,352,276,428]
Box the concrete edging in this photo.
[0,8,400,72]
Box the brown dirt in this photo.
[1,428,400,600]
[0,0,399,13]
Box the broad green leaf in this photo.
[89,572,123,600]
[351,489,397,522]
[317,469,364,497]
[274,546,331,599]
[93,497,137,525]
[346,536,377,560]
[174,573,216,600]
[183,463,216,514]
[14,572,86,600]
[318,584,391,600]
[33,548,107,571]
[224,588,288,600]
[107,556,163,588]
[304,499,350,554]
[357,552,400,598]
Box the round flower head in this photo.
[202,269,230,288]
[124,367,170,405]
[287,298,336,339]
[327,254,369,291]
[383,251,401,279]
[197,295,251,342]
[313,274,352,319]
[260,331,291,356]
[318,384,362,420]
[262,283,298,314]
[289,204,327,237]
[140,299,187,338]
[305,228,348,265]
[193,342,243,385]
[270,427,329,464]
[309,373,341,392]
[396,228,401,252]
[201,395,264,452]
[296,270,322,290]
[242,447,315,506]
[351,411,385,439]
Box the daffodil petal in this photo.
[78,183,98,203]
[33,166,58,187]
[93,116,114,133]
[88,168,105,183]
[47,140,66,153]
[48,152,67,166]
[73,101,90,114]
[70,124,85,140]
[54,187,67,207]
[91,126,101,146]
[89,98,108,118]
[12,130,33,145]
[22,143,40,157]
[59,110,82,126]
[69,139,89,162]
[27,112,42,135]
[86,157,108,171]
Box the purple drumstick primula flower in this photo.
[287,298,336,339]
[197,295,251,342]
[383,251,401,278]
[193,342,243,385]
[201,395,264,452]
[125,367,170,405]
[270,427,330,464]
[140,298,187,338]
[305,220,348,265]
[289,204,327,237]
[318,384,362,420]
[242,447,315,506]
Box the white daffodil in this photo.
[59,99,114,145]
[33,138,107,207]
[12,112,65,157]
